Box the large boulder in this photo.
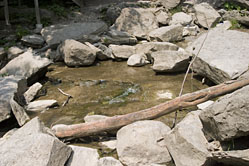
[151,49,190,73]
[148,24,183,42]
[41,22,108,46]
[116,120,172,166]
[0,117,72,166]
[194,3,221,28]
[61,40,99,67]
[109,45,136,60]
[127,53,147,67]
[164,111,211,166]
[200,85,249,141]
[101,30,137,45]
[187,29,249,84]
[66,145,99,166]
[0,51,52,85]
[0,76,20,122]
[114,8,159,38]
[211,149,249,166]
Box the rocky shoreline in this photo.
[1,0,249,165]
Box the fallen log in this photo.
[52,78,249,138]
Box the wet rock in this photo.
[7,46,24,60]
[187,29,249,84]
[24,82,43,103]
[211,149,249,166]
[98,157,123,166]
[183,25,200,36]
[0,117,72,166]
[84,115,109,123]
[21,34,45,48]
[158,0,181,9]
[10,97,30,126]
[0,76,20,123]
[116,120,172,166]
[0,51,52,84]
[151,49,190,73]
[41,22,108,46]
[148,24,183,42]
[102,30,137,45]
[66,145,99,166]
[127,53,147,67]
[200,85,249,141]
[194,3,221,28]
[114,8,159,38]
[156,10,170,25]
[61,40,98,67]
[109,44,136,60]
[197,100,214,110]
[26,100,58,112]
[100,140,117,150]
[164,111,211,166]
[94,43,114,60]
[169,12,193,26]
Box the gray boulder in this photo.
[61,40,98,67]
[158,0,181,9]
[0,51,52,84]
[165,111,211,166]
[101,30,137,45]
[24,82,43,103]
[156,10,170,25]
[94,43,114,60]
[26,100,58,112]
[98,157,123,166]
[151,49,190,73]
[148,24,183,42]
[109,44,136,60]
[114,8,159,38]
[41,22,108,46]
[66,145,99,166]
[21,34,45,48]
[116,120,172,166]
[194,3,221,28]
[183,25,200,36]
[127,53,147,67]
[0,76,20,122]
[211,149,249,166]
[0,117,72,166]
[169,12,193,26]
[187,29,249,84]
[200,85,249,141]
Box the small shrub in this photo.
[15,25,30,39]
[169,5,182,15]
[229,19,241,29]
[48,4,68,17]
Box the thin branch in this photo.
[58,88,73,107]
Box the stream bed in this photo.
[30,60,208,128]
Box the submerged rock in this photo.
[66,145,99,166]
[165,111,211,166]
[26,100,58,112]
[114,8,158,38]
[148,24,183,42]
[116,120,172,166]
[151,49,189,73]
[41,22,108,46]
[187,29,249,84]
[200,85,249,141]
[0,117,72,166]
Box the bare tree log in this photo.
[52,78,249,138]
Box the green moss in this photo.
[229,19,242,29]
[224,2,244,11]
[169,5,182,15]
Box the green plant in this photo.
[48,4,68,17]
[224,2,244,11]
[169,5,182,15]
[15,25,30,39]
[41,18,52,27]
[229,19,242,29]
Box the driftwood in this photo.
[57,88,73,107]
[52,78,249,138]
